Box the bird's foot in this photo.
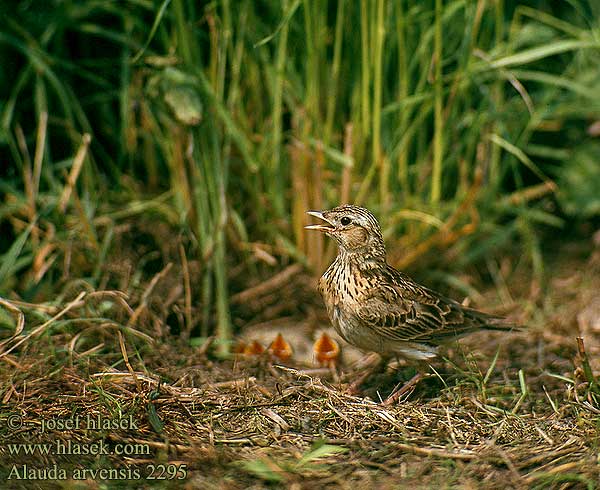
[345,354,388,394]
[382,372,425,405]
[346,370,375,395]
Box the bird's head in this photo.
[305,204,386,261]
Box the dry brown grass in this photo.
[1,237,599,489]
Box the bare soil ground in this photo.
[1,233,599,489]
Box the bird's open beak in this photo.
[305,211,335,232]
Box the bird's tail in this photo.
[466,308,522,332]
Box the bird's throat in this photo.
[337,247,386,272]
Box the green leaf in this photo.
[489,40,599,69]
[489,133,550,183]
[131,0,172,63]
[147,401,164,434]
[0,220,36,290]
[239,459,284,483]
[296,440,348,468]
[254,0,302,48]
[307,137,354,168]
[164,85,203,126]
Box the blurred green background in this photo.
[1,0,599,350]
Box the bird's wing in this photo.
[355,268,492,344]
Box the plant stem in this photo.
[431,0,444,206]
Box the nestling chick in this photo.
[306,204,515,362]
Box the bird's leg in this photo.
[382,360,432,405]
[382,372,424,405]
[346,353,388,394]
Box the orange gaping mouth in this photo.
[305,211,335,232]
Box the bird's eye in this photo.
[340,217,352,226]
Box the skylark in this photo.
[306,204,515,363]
